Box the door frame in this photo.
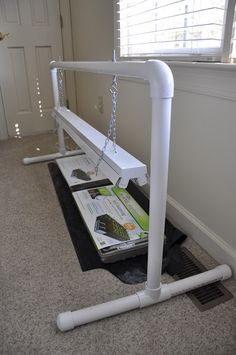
[0,86,8,140]
[59,0,77,113]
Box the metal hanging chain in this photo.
[95,75,118,175]
[57,68,64,107]
[110,75,118,152]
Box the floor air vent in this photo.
[174,247,233,311]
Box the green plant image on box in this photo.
[98,187,112,196]
[138,231,149,239]
[112,187,149,231]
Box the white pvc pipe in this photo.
[57,294,140,331]
[167,264,232,297]
[50,60,174,99]
[146,98,172,291]
[57,125,66,155]
[23,149,83,165]
[50,67,59,108]
[57,264,232,332]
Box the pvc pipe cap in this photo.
[57,311,75,332]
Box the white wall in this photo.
[70,1,236,275]
[169,78,236,250]
[167,64,236,275]
[70,0,115,136]
[70,0,114,61]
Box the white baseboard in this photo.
[166,195,236,278]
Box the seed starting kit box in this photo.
[57,153,149,263]
[72,185,149,262]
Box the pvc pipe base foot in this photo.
[22,149,83,165]
[57,311,74,332]
[56,264,232,331]
[216,264,232,280]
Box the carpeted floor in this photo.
[0,133,236,355]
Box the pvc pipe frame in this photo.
[23,68,83,165]
[23,149,83,165]
[22,121,83,165]
[57,264,232,331]
[23,119,83,164]
[48,60,232,331]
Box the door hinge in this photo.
[60,14,63,29]
[66,99,70,109]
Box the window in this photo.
[115,0,236,62]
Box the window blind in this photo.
[117,0,227,59]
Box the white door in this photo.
[0,0,63,137]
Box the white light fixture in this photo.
[54,106,147,188]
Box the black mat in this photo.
[48,162,187,284]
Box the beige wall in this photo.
[70,0,236,274]
[70,0,115,136]
[169,88,236,247]
[70,0,114,61]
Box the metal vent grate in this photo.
[174,248,233,311]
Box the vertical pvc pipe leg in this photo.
[51,65,66,156]
[50,66,60,107]
[57,125,66,155]
[146,98,172,291]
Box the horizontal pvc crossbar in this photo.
[23,149,83,165]
[50,60,174,99]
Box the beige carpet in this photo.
[0,133,235,355]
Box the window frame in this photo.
[114,0,236,63]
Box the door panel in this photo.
[0,0,62,137]
[1,0,21,24]
[30,0,49,26]
[9,47,32,113]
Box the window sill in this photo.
[166,61,236,101]
[166,61,236,72]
